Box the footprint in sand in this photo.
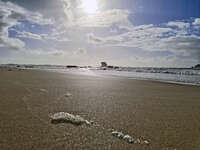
[64,92,72,97]
[40,89,48,93]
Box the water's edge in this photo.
[39,68,200,87]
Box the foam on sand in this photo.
[50,112,91,125]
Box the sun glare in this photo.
[82,0,98,14]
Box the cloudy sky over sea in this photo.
[0,0,200,67]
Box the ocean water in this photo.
[43,67,200,86]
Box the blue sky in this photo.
[0,0,200,67]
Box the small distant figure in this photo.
[101,62,107,67]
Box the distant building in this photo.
[101,62,107,67]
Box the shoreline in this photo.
[1,66,199,87]
[40,68,200,87]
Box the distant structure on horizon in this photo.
[100,62,119,70]
[101,62,107,67]
[193,64,200,69]
[66,65,78,68]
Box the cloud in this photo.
[61,0,74,23]
[0,1,53,25]
[88,24,173,47]
[192,18,200,30]
[0,37,25,50]
[26,47,65,57]
[28,12,54,25]
[0,2,25,50]
[16,31,43,40]
[193,18,200,25]
[74,48,87,55]
[43,30,70,42]
[87,20,200,59]
[0,1,53,50]
[128,54,198,67]
[167,21,190,29]
[46,50,64,56]
[44,35,70,42]
[15,30,70,42]
[87,33,104,44]
[74,9,131,28]
[51,0,131,28]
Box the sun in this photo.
[81,0,98,14]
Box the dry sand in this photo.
[0,69,200,150]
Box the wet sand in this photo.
[0,69,200,150]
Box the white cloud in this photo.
[88,24,173,47]
[127,55,198,67]
[55,0,131,28]
[16,31,42,40]
[43,30,70,42]
[193,18,200,25]
[28,12,54,25]
[74,9,131,28]
[44,36,70,42]
[192,18,200,30]
[87,33,104,44]
[0,2,24,50]
[0,1,53,25]
[0,1,53,50]
[50,51,64,56]
[74,48,87,55]
[61,0,74,23]
[0,37,25,50]
[25,47,65,57]
[45,50,65,56]
[14,29,70,42]
[167,21,190,29]
[87,21,200,58]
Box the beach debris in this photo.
[134,138,150,145]
[85,120,91,125]
[135,138,141,144]
[50,113,150,145]
[90,120,94,125]
[112,131,124,139]
[110,130,150,145]
[50,112,91,126]
[40,89,48,93]
[111,131,134,144]
[64,92,72,97]
[123,135,134,143]
[143,140,150,145]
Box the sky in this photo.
[0,0,200,67]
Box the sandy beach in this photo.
[0,69,200,150]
